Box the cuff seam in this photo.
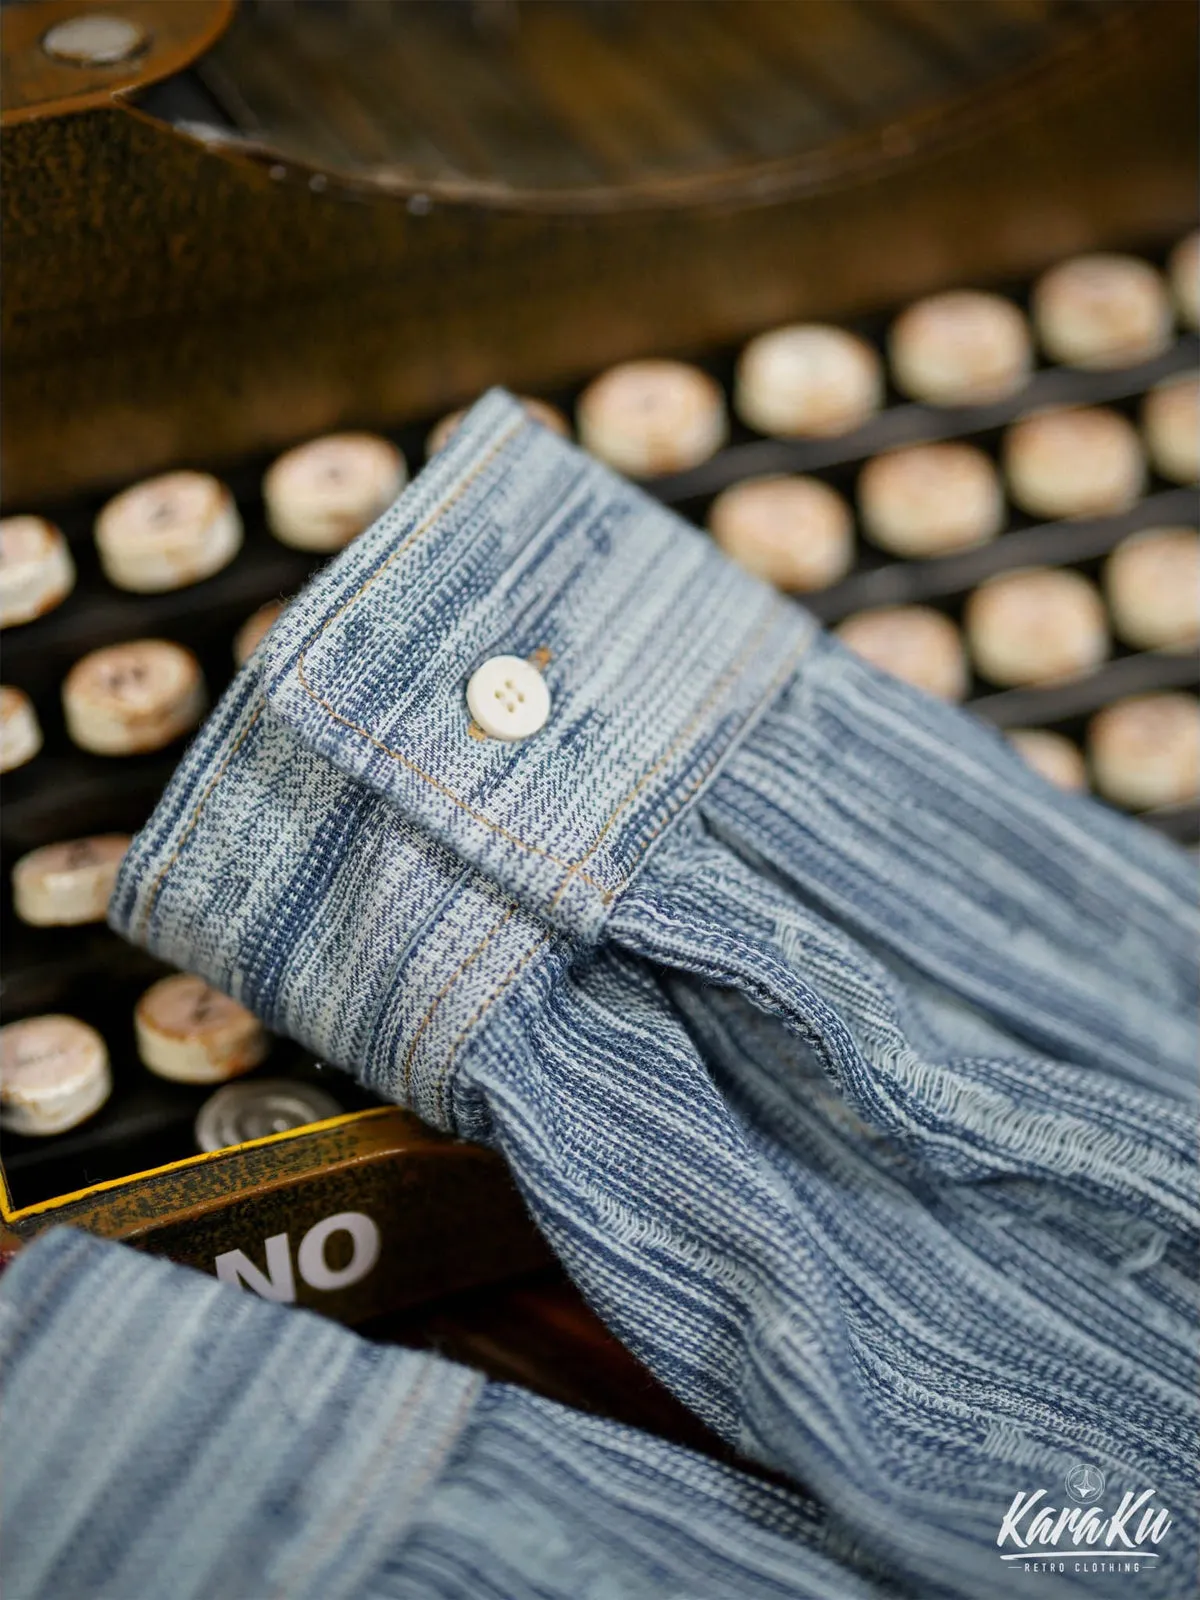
[430,928,555,1123]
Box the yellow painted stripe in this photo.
[0,1106,395,1224]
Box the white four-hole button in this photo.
[466,655,551,741]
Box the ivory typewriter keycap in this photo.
[1104,527,1200,653]
[195,1078,344,1153]
[888,291,1032,406]
[1089,693,1200,810]
[1007,729,1087,792]
[62,640,206,755]
[1033,254,1173,370]
[265,433,407,551]
[1143,374,1199,484]
[836,606,968,702]
[95,472,242,592]
[12,835,131,927]
[708,475,853,592]
[135,974,269,1085]
[0,1015,111,1137]
[1003,407,1145,520]
[234,598,288,666]
[0,517,75,628]
[1168,231,1199,330]
[427,396,569,458]
[734,325,882,438]
[966,567,1109,687]
[466,655,551,741]
[577,360,727,476]
[858,442,1005,557]
[0,686,42,773]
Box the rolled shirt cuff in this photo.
[110,390,814,1126]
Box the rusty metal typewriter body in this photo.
[2,0,1196,1370]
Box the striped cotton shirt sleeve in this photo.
[105,389,1198,1598]
[0,1227,886,1600]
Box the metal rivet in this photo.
[42,14,147,66]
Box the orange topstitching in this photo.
[292,419,800,910]
[142,413,813,1089]
[401,903,516,1096]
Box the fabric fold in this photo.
[0,1229,886,1600]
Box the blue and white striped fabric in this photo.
[1,1229,875,1600]
[7,390,1196,1597]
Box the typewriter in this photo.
[2,0,1196,1425]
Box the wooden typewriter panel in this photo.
[3,0,1194,504]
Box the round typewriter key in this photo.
[264,433,407,551]
[734,324,882,438]
[427,396,569,458]
[1168,231,1199,330]
[0,1016,111,1137]
[95,471,242,593]
[135,974,269,1085]
[1033,254,1173,371]
[836,606,968,702]
[888,291,1032,406]
[966,567,1109,687]
[63,640,205,756]
[0,686,42,773]
[195,1078,344,1153]
[1104,527,1200,653]
[0,516,75,628]
[233,598,288,667]
[1006,729,1088,792]
[578,360,727,476]
[1089,693,1200,810]
[1003,406,1145,520]
[708,474,853,592]
[12,835,131,927]
[858,442,1005,558]
[1143,374,1199,485]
